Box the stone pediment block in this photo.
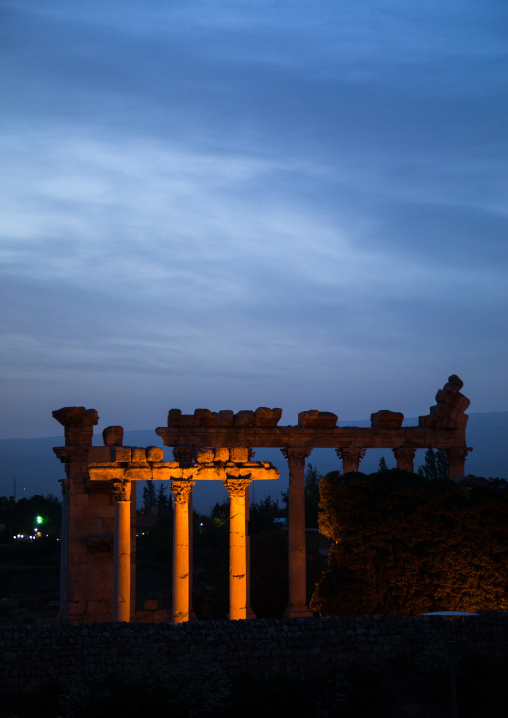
[52,406,99,427]
[102,426,124,446]
[419,374,470,429]
[371,411,404,429]
[298,410,338,428]
[234,410,255,426]
[87,446,114,462]
[254,407,283,426]
[111,447,132,462]
[146,446,164,462]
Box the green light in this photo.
[36,515,44,525]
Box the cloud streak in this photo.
[1,0,507,439]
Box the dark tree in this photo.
[142,481,157,512]
[417,448,449,480]
[156,483,170,515]
[249,495,283,535]
[311,469,508,616]
[378,456,388,472]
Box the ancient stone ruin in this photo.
[53,374,471,624]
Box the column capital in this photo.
[447,447,471,462]
[392,448,416,472]
[335,448,366,461]
[281,448,312,466]
[171,480,195,503]
[224,476,253,497]
[111,478,131,502]
[336,448,366,474]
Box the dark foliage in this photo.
[311,469,508,615]
[0,494,61,541]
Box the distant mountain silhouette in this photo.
[0,412,506,514]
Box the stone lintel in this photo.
[156,425,467,450]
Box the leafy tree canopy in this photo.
[311,469,508,616]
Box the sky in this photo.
[1,0,508,441]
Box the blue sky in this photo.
[1,0,507,439]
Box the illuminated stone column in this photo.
[447,447,471,480]
[112,478,131,623]
[392,448,416,472]
[336,448,366,474]
[170,480,195,623]
[224,476,253,620]
[281,448,312,618]
[173,448,195,619]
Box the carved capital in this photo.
[447,447,471,463]
[171,480,195,503]
[111,478,131,502]
[392,448,416,472]
[173,447,194,463]
[336,448,366,473]
[281,448,312,467]
[223,476,252,497]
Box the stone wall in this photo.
[1,613,507,692]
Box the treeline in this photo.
[0,494,61,540]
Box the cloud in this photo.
[1,0,508,440]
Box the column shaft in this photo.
[447,447,471,480]
[113,480,131,622]
[224,478,252,620]
[281,448,312,618]
[171,481,195,623]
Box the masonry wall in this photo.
[1,613,507,692]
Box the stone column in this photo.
[112,478,131,622]
[170,480,195,624]
[336,448,366,474]
[224,476,253,620]
[281,448,312,618]
[392,448,416,472]
[173,448,195,618]
[447,447,471,480]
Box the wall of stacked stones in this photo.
[1,613,507,691]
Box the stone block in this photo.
[152,466,172,480]
[298,411,338,428]
[230,447,249,462]
[234,410,255,426]
[254,407,282,426]
[67,601,86,616]
[219,410,234,425]
[131,447,147,463]
[53,406,99,427]
[143,599,159,611]
[194,409,221,426]
[371,411,404,428]
[214,447,230,462]
[112,447,132,462]
[102,426,124,446]
[197,448,215,463]
[88,446,113,462]
[146,446,163,462]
